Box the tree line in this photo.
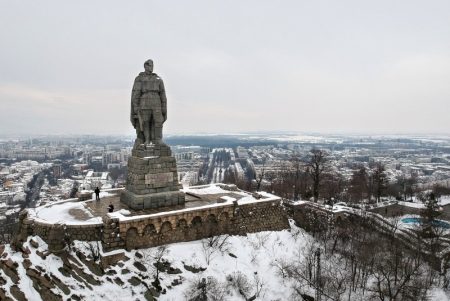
[231,148,449,205]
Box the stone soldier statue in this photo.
[130,59,167,145]
[122,59,185,210]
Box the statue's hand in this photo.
[130,114,138,128]
[162,110,167,122]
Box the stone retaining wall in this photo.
[21,198,289,253]
[21,218,103,253]
[290,202,338,233]
[289,201,450,270]
[103,198,289,251]
[66,224,102,241]
[28,221,102,242]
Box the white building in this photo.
[81,170,113,190]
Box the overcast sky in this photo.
[0,1,449,136]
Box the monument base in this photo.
[120,142,185,210]
[121,189,185,210]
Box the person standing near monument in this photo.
[130,59,167,145]
[94,186,100,201]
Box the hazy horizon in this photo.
[1,1,449,136]
[1,131,450,141]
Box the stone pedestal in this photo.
[121,142,185,210]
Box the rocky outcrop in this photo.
[0,259,19,284]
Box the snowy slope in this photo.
[1,221,449,301]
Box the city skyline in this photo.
[1,0,449,136]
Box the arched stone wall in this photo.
[177,219,188,229]
[218,211,229,221]
[159,221,172,234]
[206,214,217,223]
[144,224,156,235]
[20,218,103,251]
[23,198,289,252]
[125,227,138,250]
[191,216,202,227]
[111,199,288,251]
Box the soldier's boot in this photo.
[154,127,163,144]
[144,126,151,145]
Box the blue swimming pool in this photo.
[401,217,450,229]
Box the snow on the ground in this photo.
[183,184,230,195]
[2,221,450,300]
[33,201,102,225]
[291,200,307,205]
[398,201,425,209]
[220,196,236,202]
[398,197,450,209]
[1,223,316,301]
[110,185,280,221]
[440,195,450,206]
[183,184,250,197]
[430,288,450,301]
[117,209,131,216]
[396,195,450,208]
[161,222,311,301]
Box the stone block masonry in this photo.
[121,142,185,210]
[18,216,103,254]
[19,195,289,253]
[145,172,173,186]
[103,197,289,252]
[18,185,289,253]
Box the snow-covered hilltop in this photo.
[1,220,449,301]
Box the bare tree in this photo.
[185,276,227,301]
[255,161,266,192]
[396,174,418,201]
[140,245,169,291]
[306,149,329,202]
[252,273,265,299]
[349,166,369,203]
[84,241,101,262]
[202,235,231,265]
[226,271,264,300]
[321,172,345,203]
[249,232,271,250]
[292,156,302,201]
[287,244,347,301]
[369,244,430,301]
[271,257,290,280]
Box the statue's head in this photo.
[144,59,154,73]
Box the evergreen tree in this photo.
[372,162,388,202]
[419,191,441,238]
